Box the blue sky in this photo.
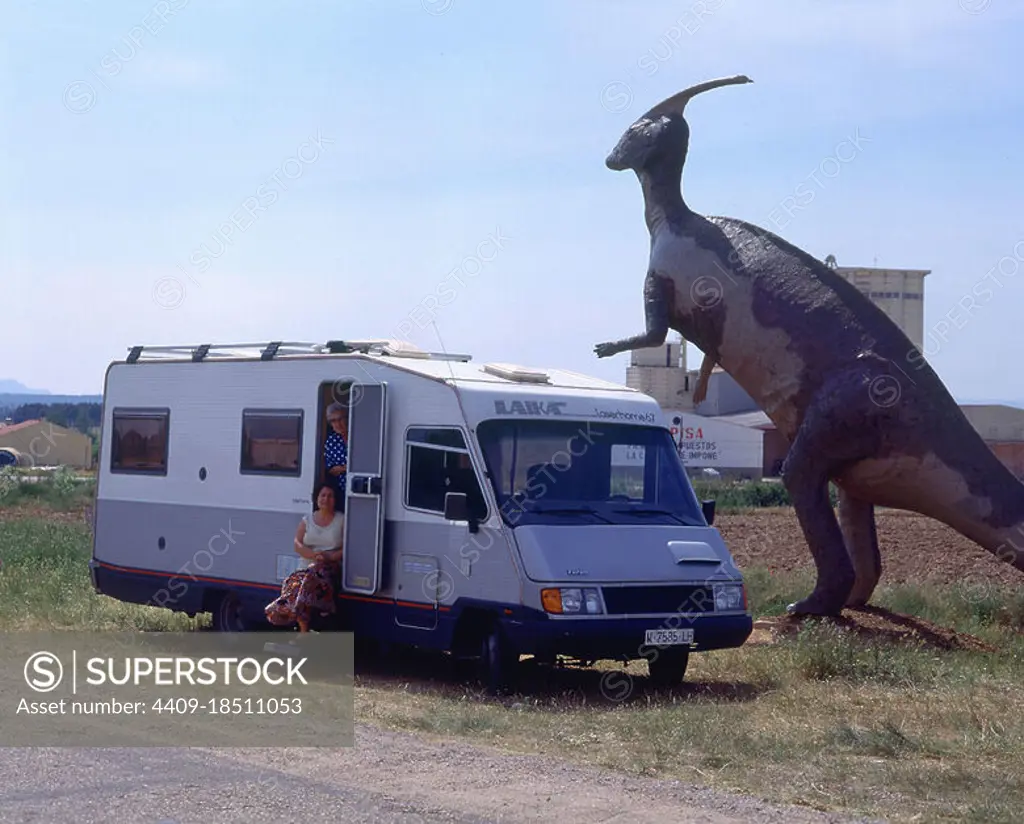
[3,0,1023,401]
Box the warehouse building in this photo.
[625,261,1024,479]
[0,419,93,469]
[958,405,1024,479]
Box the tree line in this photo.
[1,402,102,435]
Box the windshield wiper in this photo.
[525,504,613,524]
[610,506,700,526]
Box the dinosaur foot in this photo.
[786,590,847,618]
[594,342,622,358]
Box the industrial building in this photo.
[626,261,1024,479]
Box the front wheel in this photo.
[479,625,519,694]
[647,648,690,687]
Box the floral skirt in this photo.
[265,559,339,627]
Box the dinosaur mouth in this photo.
[605,153,629,171]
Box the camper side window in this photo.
[240,410,303,476]
[110,408,169,474]
[404,427,488,520]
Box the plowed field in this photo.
[717,507,1023,592]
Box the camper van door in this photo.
[341,382,388,595]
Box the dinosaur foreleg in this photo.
[594,272,672,358]
[836,486,881,607]
[692,352,715,405]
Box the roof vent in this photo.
[481,362,551,383]
[381,340,430,359]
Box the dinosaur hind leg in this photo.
[782,449,856,616]
[780,372,889,616]
[837,487,881,607]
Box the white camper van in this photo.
[90,339,752,688]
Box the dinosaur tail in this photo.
[933,504,1024,574]
[845,424,1024,575]
[907,447,1024,574]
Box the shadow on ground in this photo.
[762,605,999,652]
[350,642,769,707]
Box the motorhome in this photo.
[90,339,752,688]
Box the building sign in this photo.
[664,410,763,470]
[611,444,645,466]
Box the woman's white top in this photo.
[302,511,343,554]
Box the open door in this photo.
[341,382,387,595]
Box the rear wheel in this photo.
[647,648,690,686]
[212,591,253,633]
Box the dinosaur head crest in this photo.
[605,74,752,173]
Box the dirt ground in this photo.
[717,506,1024,590]
[717,507,1023,652]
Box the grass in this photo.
[2,508,1023,822]
[690,477,842,511]
[0,466,96,512]
[0,514,201,631]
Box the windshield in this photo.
[475,419,707,527]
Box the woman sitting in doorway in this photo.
[265,483,344,633]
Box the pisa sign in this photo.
[665,411,763,471]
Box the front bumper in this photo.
[501,611,752,661]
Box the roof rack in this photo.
[124,339,473,363]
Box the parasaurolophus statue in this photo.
[594,75,1024,616]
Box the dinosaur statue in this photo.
[594,75,1024,616]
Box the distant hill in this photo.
[957,398,1024,410]
[0,393,102,406]
[0,379,51,394]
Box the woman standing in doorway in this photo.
[324,401,348,512]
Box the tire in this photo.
[647,648,690,687]
[212,591,252,633]
[479,625,519,694]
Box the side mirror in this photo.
[445,491,480,533]
[701,499,716,526]
[444,491,469,521]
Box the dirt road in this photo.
[0,723,882,823]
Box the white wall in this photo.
[663,410,763,472]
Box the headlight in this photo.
[561,588,583,612]
[713,583,745,612]
[541,587,604,614]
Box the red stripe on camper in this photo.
[93,559,281,590]
[94,559,451,610]
[340,592,451,612]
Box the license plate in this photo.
[645,628,693,646]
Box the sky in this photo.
[2,0,1023,401]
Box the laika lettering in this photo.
[493,400,567,416]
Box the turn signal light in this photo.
[541,588,563,613]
